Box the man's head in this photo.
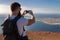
[10,2,21,15]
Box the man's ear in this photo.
[20,8,21,10]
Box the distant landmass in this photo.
[36,18,60,25]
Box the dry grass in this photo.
[27,31,60,40]
[0,31,60,40]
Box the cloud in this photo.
[0,4,11,14]
[22,6,60,14]
[0,4,60,14]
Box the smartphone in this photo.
[26,10,30,14]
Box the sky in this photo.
[0,0,60,14]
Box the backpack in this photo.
[1,15,22,36]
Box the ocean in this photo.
[0,14,60,34]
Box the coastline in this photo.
[36,18,60,25]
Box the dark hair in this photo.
[11,2,21,11]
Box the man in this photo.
[3,2,35,40]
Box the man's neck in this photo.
[11,13,18,16]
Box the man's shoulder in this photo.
[17,17,24,22]
[17,16,27,22]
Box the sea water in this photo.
[0,14,60,34]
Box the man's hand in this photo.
[22,10,35,26]
[29,10,34,15]
[22,10,26,16]
[22,10,34,16]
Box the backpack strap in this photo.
[20,26,25,36]
[11,13,25,37]
[15,16,26,36]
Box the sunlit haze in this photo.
[0,0,60,14]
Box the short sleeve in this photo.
[22,17,28,26]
